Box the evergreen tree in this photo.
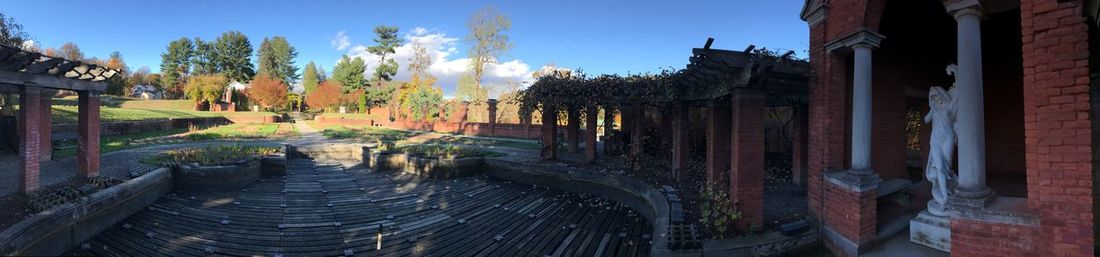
[160,37,194,89]
[302,61,320,94]
[213,31,255,82]
[367,25,403,86]
[256,36,299,85]
[192,38,218,75]
[330,55,366,92]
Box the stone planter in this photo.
[260,154,287,177]
[403,156,485,179]
[173,157,262,192]
[369,152,405,171]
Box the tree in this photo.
[407,40,432,78]
[454,73,487,102]
[192,38,218,75]
[331,55,366,92]
[464,7,512,89]
[213,31,255,82]
[160,37,194,89]
[245,74,289,110]
[58,42,84,61]
[397,74,442,121]
[302,61,321,94]
[106,51,128,72]
[184,74,229,107]
[256,36,299,85]
[368,25,403,86]
[305,80,344,112]
[0,12,30,48]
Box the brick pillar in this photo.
[566,105,580,153]
[584,105,598,163]
[487,99,498,136]
[792,105,809,185]
[17,86,42,193]
[603,105,616,155]
[77,91,101,178]
[540,107,557,160]
[822,180,877,257]
[705,103,731,183]
[38,90,52,162]
[730,89,765,229]
[671,101,689,181]
[455,101,470,123]
[620,105,633,150]
[630,103,645,170]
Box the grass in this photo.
[50,105,278,124]
[422,135,540,150]
[52,128,188,159]
[316,112,382,120]
[185,123,280,141]
[399,144,503,160]
[318,125,416,142]
[144,144,282,166]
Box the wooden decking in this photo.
[71,158,652,256]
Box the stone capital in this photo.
[824,29,885,55]
[944,0,984,20]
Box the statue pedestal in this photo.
[910,210,951,252]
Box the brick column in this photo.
[620,105,633,150]
[17,86,42,193]
[566,105,580,153]
[630,103,645,170]
[584,105,598,163]
[540,107,557,160]
[38,90,52,162]
[671,101,689,181]
[705,103,731,183]
[792,105,809,185]
[822,181,877,257]
[487,99,498,136]
[602,105,616,155]
[730,89,765,229]
[77,91,101,178]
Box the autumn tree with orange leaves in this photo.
[246,74,289,110]
[306,80,344,112]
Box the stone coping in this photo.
[482,158,822,257]
[948,196,1039,226]
[0,168,173,256]
[481,159,677,256]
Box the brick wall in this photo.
[951,218,1041,257]
[1020,0,1095,256]
[822,181,876,256]
[315,115,541,140]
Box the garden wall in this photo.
[51,115,281,137]
[314,115,540,139]
[0,168,173,256]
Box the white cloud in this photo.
[20,40,38,51]
[341,29,535,98]
[331,31,350,51]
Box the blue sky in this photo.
[4,0,809,95]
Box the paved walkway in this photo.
[71,158,653,256]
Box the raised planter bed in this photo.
[174,157,262,192]
[403,155,485,179]
[151,144,285,192]
[369,151,406,171]
[0,168,173,256]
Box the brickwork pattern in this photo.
[823,181,876,251]
[18,87,42,192]
[731,92,766,229]
[951,218,1041,257]
[705,105,731,183]
[1020,0,1095,256]
[77,92,101,178]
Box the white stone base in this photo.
[909,210,951,252]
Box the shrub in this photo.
[147,144,281,166]
[306,80,344,112]
[700,182,742,239]
[246,74,289,110]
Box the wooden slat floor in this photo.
[68,158,652,257]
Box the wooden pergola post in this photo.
[584,105,598,163]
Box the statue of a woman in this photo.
[924,65,960,215]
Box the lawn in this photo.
[50,105,278,124]
[316,112,382,120]
[315,123,538,150]
[184,123,281,141]
[52,128,188,159]
[318,125,415,142]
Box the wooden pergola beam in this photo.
[0,70,107,92]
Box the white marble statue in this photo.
[924,64,960,215]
